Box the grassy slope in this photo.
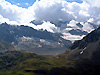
[0,40,78,75]
[0,49,99,75]
[0,51,76,75]
[0,40,15,52]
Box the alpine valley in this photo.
[0,0,100,75]
[0,20,99,55]
[0,22,100,75]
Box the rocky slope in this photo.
[64,26,100,61]
[0,22,72,55]
[0,20,99,55]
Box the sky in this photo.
[5,0,39,8]
[5,0,83,8]
[0,0,100,31]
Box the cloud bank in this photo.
[0,0,35,24]
[0,0,100,28]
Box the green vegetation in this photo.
[0,40,15,52]
[0,48,100,75]
[0,50,99,75]
[0,51,77,75]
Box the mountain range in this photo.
[0,23,99,74]
[0,22,72,55]
[0,20,99,55]
[30,20,99,41]
[0,0,100,74]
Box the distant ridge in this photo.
[0,22,72,55]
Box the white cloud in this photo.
[87,18,94,23]
[17,3,20,5]
[28,0,74,22]
[61,33,85,42]
[67,20,78,28]
[97,21,100,25]
[0,14,18,24]
[79,10,90,17]
[0,0,35,24]
[25,3,29,5]
[0,0,100,32]
[28,21,60,33]
[83,0,100,7]
[81,22,94,33]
